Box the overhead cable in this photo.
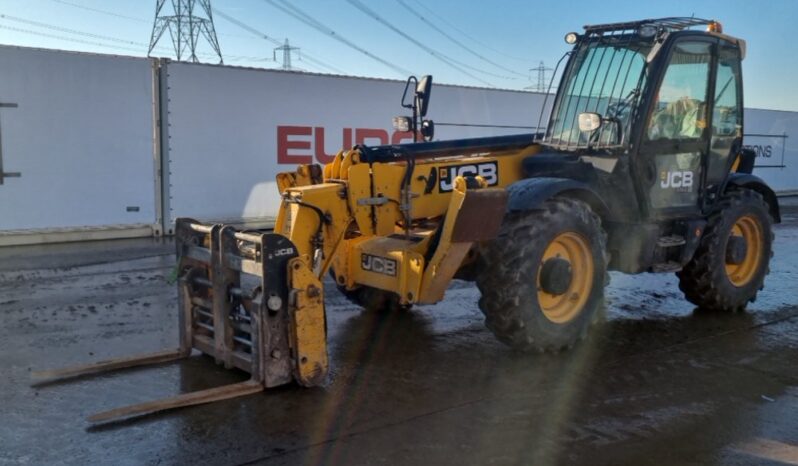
[0,13,149,47]
[48,0,249,39]
[345,0,501,86]
[406,0,529,62]
[49,0,149,23]
[395,0,526,78]
[261,0,414,77]
[0,17,265,62]
[213,8,345,74]
[0,23,147,53]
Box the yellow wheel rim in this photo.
[537,232,594,324]
[725,215,763,287]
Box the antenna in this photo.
[148,0,223,64]
[273,39,300,70]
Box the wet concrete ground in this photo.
[2,202,798,465]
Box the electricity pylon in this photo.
[148,0,223,64]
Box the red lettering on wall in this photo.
[343,128,353,150]
[277,126,415,165]
[313,127,337,164]
[391,131,416,145]
[355,128,389,146]
[277,126,313,164]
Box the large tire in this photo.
[677,188,773,311]
[476,198,608,352]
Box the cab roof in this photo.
[583,17,718,35]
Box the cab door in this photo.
[703,42,744,209]
[638,38,714,219]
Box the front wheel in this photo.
[677,188,773,311]
[476,198,608,352]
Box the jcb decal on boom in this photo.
[439,161,499,192]
[361,254,398,277]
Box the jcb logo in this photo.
[439,162,498,192]
[660,170,694,190]
[273,248,295,257]
[361,254,397,277]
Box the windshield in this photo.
[543,36,652,150]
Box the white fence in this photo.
[0,46,159,245]
[0,45,795,244]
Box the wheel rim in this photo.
[725,215,763,287]
[537,231,594,323]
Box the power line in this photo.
[406,0,529,62]
[0,13,149,47]
[0,23,149,54]
[345,0,500,86]
[213,9,281,44]
[0,15,265,63]
[261,0,413,77]
[213,8,345,74]
[395,0,525,78]
[49,0,149,23]
[48,0,249,39]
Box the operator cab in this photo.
[537,17,748,222]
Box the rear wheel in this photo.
[677,188,773,311]
[476,198,607,352]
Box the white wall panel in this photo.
[0,46,157,231]
[744,108,797,194]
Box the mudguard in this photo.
[725,173,781,223]
[506,177,609,216]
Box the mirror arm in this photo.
[401,76,417,110]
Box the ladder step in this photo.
[657,235,686,247]
[651,261,682,273]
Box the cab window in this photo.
[647,42,712,141]
[706,44,743,185]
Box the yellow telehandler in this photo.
[34,17,780,423]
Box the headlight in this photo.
[564,32,579,44]
[638,24,657,38]
[392,116,412,132]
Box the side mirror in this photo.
[578,112,602,132]
[416,75,432,117]
[420,120,434,142]
[397,74,433,143]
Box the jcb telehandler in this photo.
[35,17,779,423]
